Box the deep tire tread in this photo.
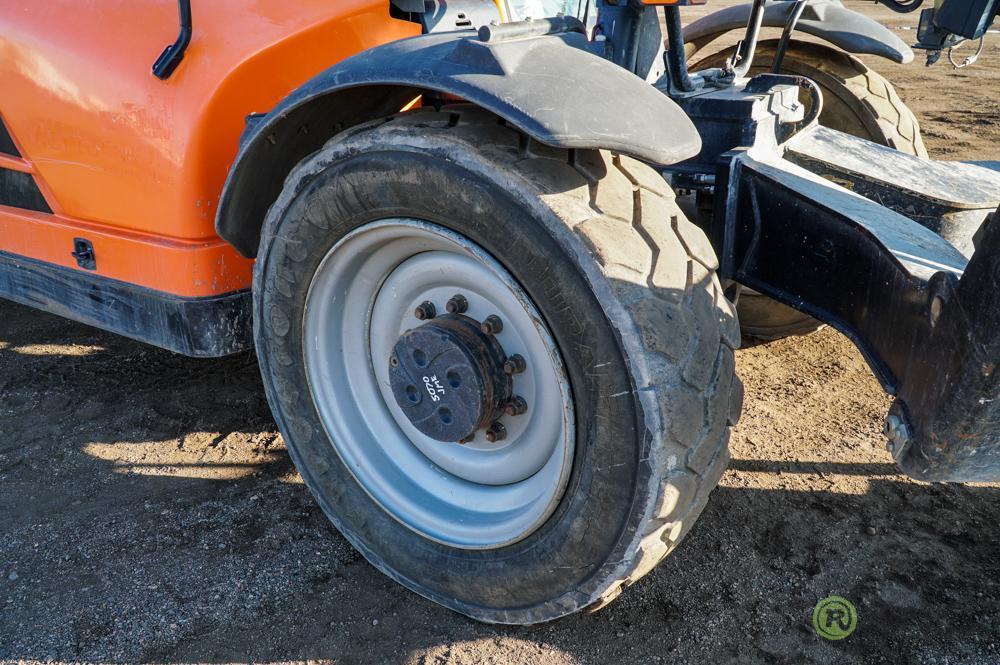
[259,105,741,623]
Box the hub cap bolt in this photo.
[446,294,469,314]
[485,421,507,443]
[504,396,528,417]
[414,301,437,320]
[503,354,526,375]
[481,314,503,335]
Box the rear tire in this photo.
[692,39,928,339]
[253,106,743,623]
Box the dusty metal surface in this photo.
[785,126,1000,255]
[713,149,963,387]
[893,208,1000,482]
[710,124,997,481]
[787,126,1000,209]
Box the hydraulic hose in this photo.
[663,5,696,91]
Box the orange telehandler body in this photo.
[0,0,416,298]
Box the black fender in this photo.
[216,31,700,258]
[684,0,914,65]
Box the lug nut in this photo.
[481,315,503,335]
[485,421,507,443]
[503,354,526,375]
[389,355,399,367]
[414,301,436,320]
[504,396,528,417]
[446,294,468,314]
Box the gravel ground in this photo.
[2,2,999,663]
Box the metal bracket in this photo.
[710,129,999,481]
[71,238,96,271]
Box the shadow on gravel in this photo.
[2,301,999,665]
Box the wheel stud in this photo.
[503,354,526,375]
[503,396,528,417]
[414,301,436,320]
[481,314,503,335]
[485,421,507,443]
[446,294,468,314]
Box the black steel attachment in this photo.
[388,297,529,444]
[152,0,192,80]
[700,120,998,481]
[892,211,999,481]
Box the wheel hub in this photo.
[304,220,573,547]
[388,309,520,443]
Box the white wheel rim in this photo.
[303,219,574,549]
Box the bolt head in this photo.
[481,315,503,335]
[503,354,526,375]
[414,301,437,320]
[503,396,528,417]
[485,421,507,443]
[446,294,469,314]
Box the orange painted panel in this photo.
[0,206,252,296]
[0,0,419,296]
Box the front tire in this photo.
[253,106,742,623]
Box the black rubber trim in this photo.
[0,168,51,213]
[0,116,20,157]
[216,30,701,258]
[0,251,252,357]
